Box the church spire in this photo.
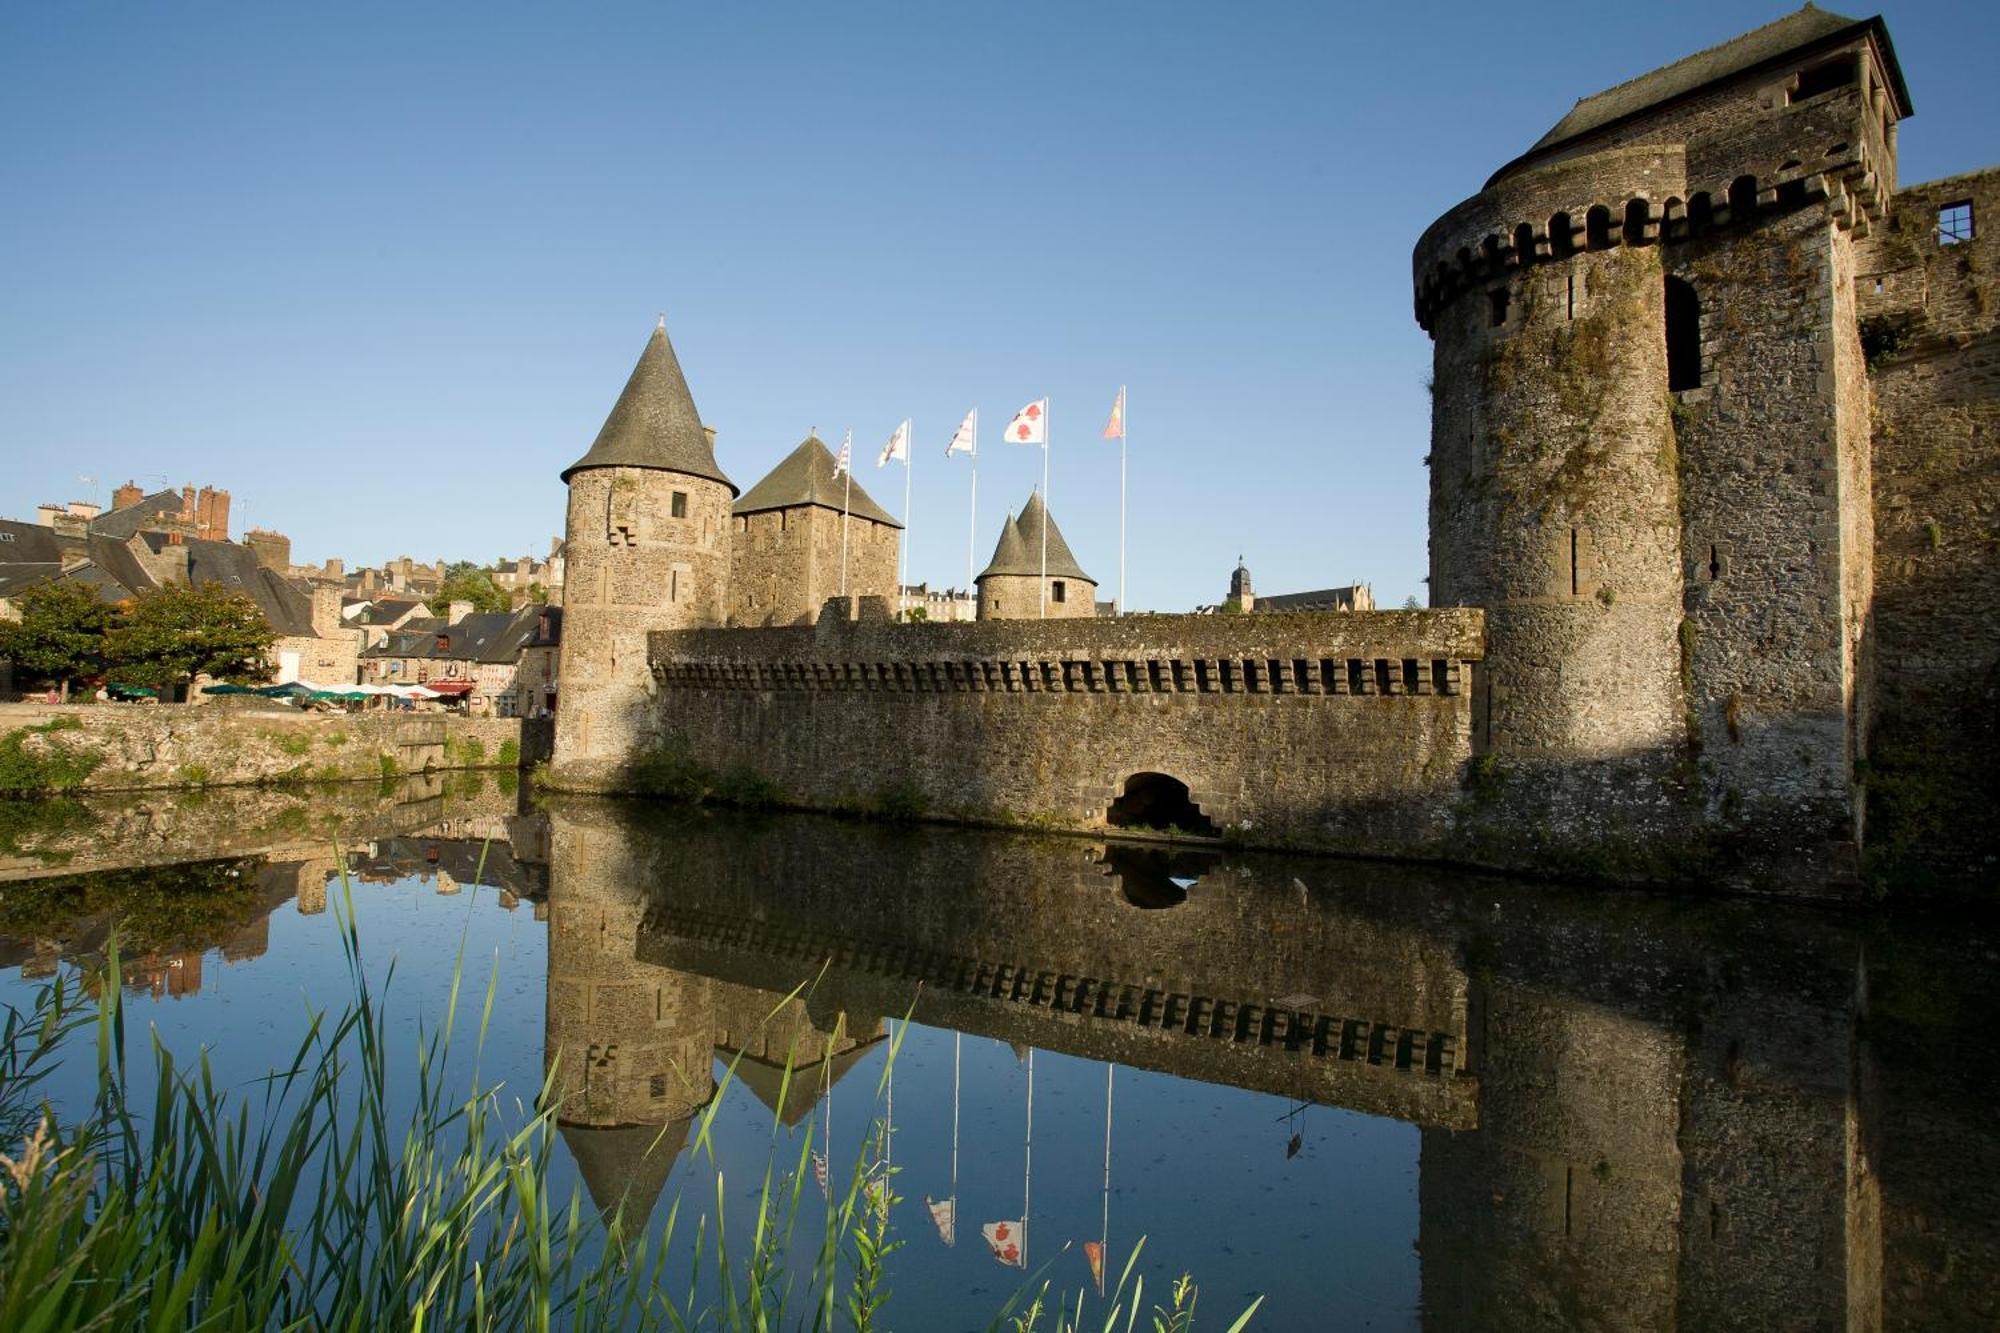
[561,321,737,494]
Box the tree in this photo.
[436,562,509,614]
[105,582,277,691]
[1402,594,1422,610]
[0,581,114,701]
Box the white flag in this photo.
[926,1195,956,1246]
[982,1218,1026,1267]
[944,408,977,458]
[832,431,852,477]
[1004,400,1047,446]
[879,418,910,467]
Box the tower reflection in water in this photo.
[534,798,1995,1328]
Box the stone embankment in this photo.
[0,703,550,795]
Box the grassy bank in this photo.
[0,883,1258,1331]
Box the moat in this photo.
[1,780,1994,1329]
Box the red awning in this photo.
[423,680,476,695]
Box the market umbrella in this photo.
[201,683,255,696]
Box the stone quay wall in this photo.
[0,702,532,794]
[640,609,1484,857]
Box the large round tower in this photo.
[1417,145,1690,829]
[551,320,736,790]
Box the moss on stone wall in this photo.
[0,717,101,796]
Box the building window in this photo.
[1051,580,1066,604]
[671,491,688,518]
[1938,200,1975,245]
[1487,287,1509,326]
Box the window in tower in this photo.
[1938,200,1975,245]
[1665,276,1702,391]
[671,490,688,518]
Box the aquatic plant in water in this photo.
[0,874,1259,1330]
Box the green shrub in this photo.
[378,753,399,780]
[267,731,313,758]
[496,737,520,766]
[0,719,102,796]
[176,764,212,788]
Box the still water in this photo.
[0,778,1994,1329]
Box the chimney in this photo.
[67,500,101,521]
[195,487,230,542]
[309,579,343,638]
[112,481,143,511]
[447,600,473,625]
[245,528,292,573]
[181,485,196,522]
[323,557,343,578]
[36,504,64,527]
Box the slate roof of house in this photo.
[977,492,1092,583]
[732,435,902,527]
[0,520,66,597]
[89,490,186,540]
[350,598,428,627]
[1257,586,1368,612]
[1496,7,1909,183]
[562,323,737,494]
[164,536,318,636]
[361,605,561,663]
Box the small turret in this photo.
[976,491,1097,620]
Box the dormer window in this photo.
[435,635,449,651]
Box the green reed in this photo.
[0,876,1258,1331]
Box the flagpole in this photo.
[901,423,913,618]
[950,1031,961,1213]
[840,431,852,598]
[1118,387,1127,616]
[1038,401,1050,620]
[966,411,978,605]
[1101,1063,1113,1272]
[1023,1047,1034,1267]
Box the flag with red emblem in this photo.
[1101,387,1125,441]
[1083,1240,1105,1295]
[1004,400,1047,446]
[982,1218,1026,1267]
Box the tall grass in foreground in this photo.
[0,880,1260,1331]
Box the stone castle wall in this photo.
[1853,168,2000,882]
[728,506,898,628]
[640,609,1482,856]
[976,571,1097,620]
[554,466,733,789]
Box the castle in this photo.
[551,8,1995,890]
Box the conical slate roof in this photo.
[732,435,902,527]
[559,1113,696,1225]
[562,323,737,494]
[724,1037,883,1130]
[978,491,1091,583]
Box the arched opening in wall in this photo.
[1549,212,1576,258]
[1513,222,1537,267]
[1728,175,1759,223]
[1106,772,1218,837]
[1665,276,1702,392]
[1097,845,1218,910]
[1622,198,1650,246]
[1585,205,1613,251]
[1688,192,1715,233]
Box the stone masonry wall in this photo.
[1854,168,2000,884]
[728,507,899,628]
[640,610,1482,856]
[554,466,733,789]
[977,571,1098,620]
[0,703,525,793]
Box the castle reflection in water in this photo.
[0,782,1993,1328]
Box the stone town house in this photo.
[361,604,562,717]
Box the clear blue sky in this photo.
[3,3,1993,609]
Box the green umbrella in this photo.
[201,683,254,695]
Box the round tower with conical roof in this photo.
[975,491,1097,620]
[551,321,737,789]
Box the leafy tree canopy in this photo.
[0,581,114,690]
[104,582,277,689]
[436,564,509,615]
